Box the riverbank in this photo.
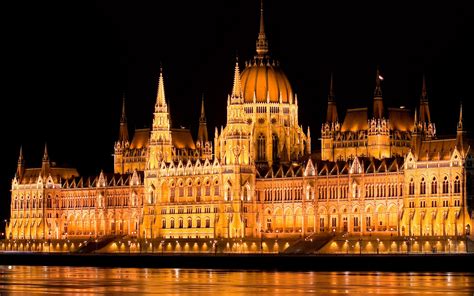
[0,252,472,271]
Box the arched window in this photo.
[454,176,461,194]
[161,219,166,229]
[205,218,211,228]
[420,178,426,195]
[409,179,415,195]
[443,176,449,193]
[179,218,184,228]
[272,134,279,162]
[431,177,437,194]
[170,218,175,229]
[196,218,201,228]
[187,217,192,228]
[257,134,266,161]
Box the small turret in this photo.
[41,143,50,176]
[326,72,338,123]
[16,145,25,179]
[197,94,209,143]
[419,74,431,123]
[118,95,129,143]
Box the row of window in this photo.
[409,176,461,195]
[407,199,460,208]
[261,188,303,202]
[161,207,217,214]
[162,217,211,229]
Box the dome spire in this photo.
[373,66,384,119]
[256,0,269,58]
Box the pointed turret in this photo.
[231,59,243,102]
[255,0,269,58]
[149,66,173,164]
[41,143,50,175]
[326,73,338,123]
[373,66,384,119]
[42,143,49,162]
[16,145,25,179]
[197,94,209,143]
[456,102,467,155]
[118,95,129,142]
[419,74,431,123]
[155,67,167,112]
[457,102,463,132]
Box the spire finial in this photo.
[43,142,49,162]
[155,66,167,111]
[374,66,383,97]
[373,66,384,119]
[231,59,243,100]
[18,145,24,163]
[458,101,463,131]
[118,95,129,142]
[256,0,269,58]
[121,94,127,123]
[421,74,427,101]
[328,72,335,102]
[200,93,206,123]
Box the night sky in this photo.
[1,0,473,220]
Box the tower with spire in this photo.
[114,95,130,174]
[148,67,173,167]
[367,67,390,159]
[41,143,50,177]
[321,73,339,161]
[196,95,212,159]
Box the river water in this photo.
[0,266,472,295]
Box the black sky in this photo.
[1,0,473,220]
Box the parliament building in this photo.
[6,4,473,252]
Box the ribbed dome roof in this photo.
[241,60,293,103]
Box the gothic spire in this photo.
[18,145,24,164]
[118,95,129,142]
[199,94,206,123]
[16,145,25,179]
[326,73,338,123]
[256,0,269,58]
[155,66,167,111]
[419,74,431,123]
[373,66,384,119]
[41,143,50,176]
[42,142,49,162]
[457,101,463,131]
[197,94,209,143]
[231,59,243,101]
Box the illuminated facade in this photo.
[6,4,472,244]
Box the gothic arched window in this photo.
[431,177,437,194]
[420,178,426,195]
[443,176,449,194]
[454,176,461,194]
[409,178,415,195]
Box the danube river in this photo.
[0,266,473,294]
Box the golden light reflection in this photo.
[0,266,472,294]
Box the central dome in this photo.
[241,60,293,103]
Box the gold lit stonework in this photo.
[5,3,472,254]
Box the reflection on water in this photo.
[0,266,473,295]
